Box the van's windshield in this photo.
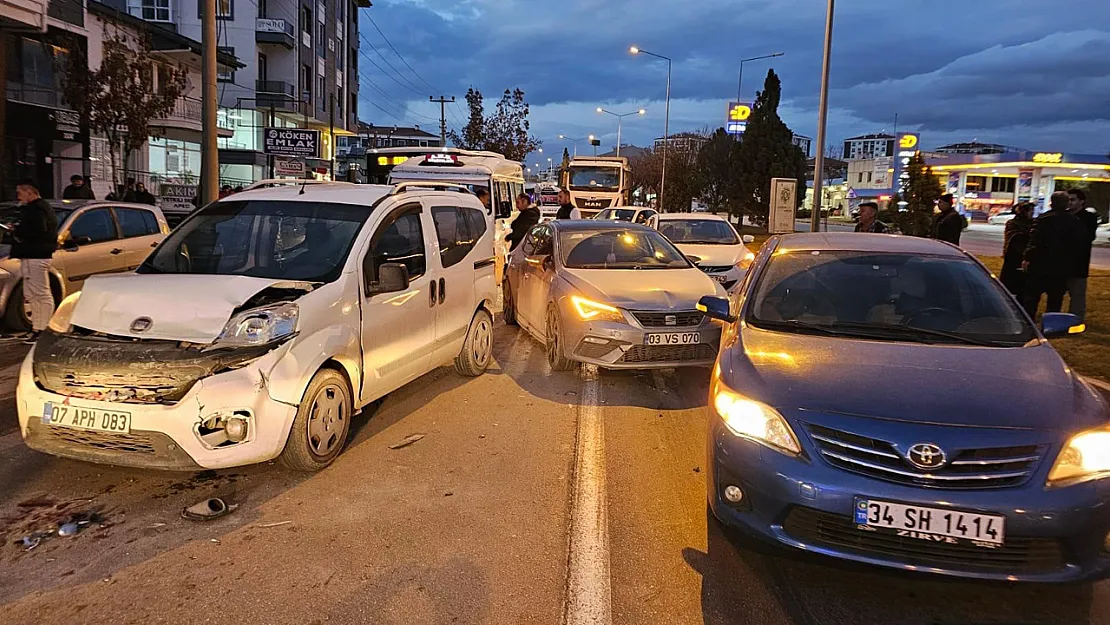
[139,200,371,283]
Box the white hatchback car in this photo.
[657,213,755,293]
[17,183,497,471]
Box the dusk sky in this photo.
[358,0,1110,160]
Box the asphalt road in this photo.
[2,324,1110,624]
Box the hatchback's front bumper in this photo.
[561,316,721,370]
[707,419,1110,582]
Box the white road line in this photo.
[563,364,612,625]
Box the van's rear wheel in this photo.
[502,279,518,326]
[2,282,30,331]
[279,368,352,472]
[455,309,493,377]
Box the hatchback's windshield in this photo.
[568,167,621,191]
[659,219,739,245]
[748,251,1035,346]
[139,200,371,283]
[560,228,690,269]
[596,209,637,221]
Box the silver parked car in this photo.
[0,199,169,329]
[502,220,726,370]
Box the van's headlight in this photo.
[712,380,800,455]
[1047,425,1110,486]
[213,303,299,347]
[47,291,81,334]
[571,295,624,323]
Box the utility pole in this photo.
[810,0,835,234]
[200,0,218,203]
[430,95,454,146]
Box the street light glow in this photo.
[629,46,640,54]
[596,107,604,113]
[638,109,646,115]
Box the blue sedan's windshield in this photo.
[748,251,1035,345]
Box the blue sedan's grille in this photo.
[805,423,1043,489]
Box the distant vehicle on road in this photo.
[0,199,169,330]
[988,211,1017,225]
[593,207,659,228]
[18,182,497,471]
[502,220,725,370]
[561,156,632,218]
[658,213,755,293]
[698,232,1108,582]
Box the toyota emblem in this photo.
[906,443,947,470]
[130,317,153,333]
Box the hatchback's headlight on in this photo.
[571,296,624,323]
[213,303,299,347]
[1047,425,1110,486]
[712,381,800,455]
[47,291,81,334]
[738,250,756,270]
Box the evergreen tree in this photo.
[448,88,486,151]
[890,153,944,237]
[698,128,741,215]
[734,70,807,225]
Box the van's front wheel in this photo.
[455,309,493,377]
[279,368,352,472]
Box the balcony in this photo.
[151,97,234,138]
[256,18,294,49]
[47,0,82,27]
[0,0,47,30]
[255,81,299,113]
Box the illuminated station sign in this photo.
[726,101,752,136]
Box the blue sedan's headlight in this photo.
[1047,424,1110,486]
[712,379,801,455]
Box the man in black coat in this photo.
[932,193,964,245]
[1022,191,1084,317]
[1000,202,1034,297]
[1065,188,1099,321]
[133,181,157,205]
[10,179,59,341]
[507,193,540,251]
[61,174,95,200]
[555,189,580,220]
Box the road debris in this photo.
[388,434,425,449]
[258,521,293,528]
[181,497,238,521]
[57,522,79,537]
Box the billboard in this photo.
[263,128,321,158]
[726,101,752,136]
[769,178,797,234]
[1017,169,1035,201]
[891,132,920,197]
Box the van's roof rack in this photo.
[243,179,354,191]
[389,182,474,195]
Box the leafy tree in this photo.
[734,69,807,225]
[698,128,741,214]
[447,88,542,161]
[448,88,487,151]
[888,152,943,237]
[60,30,187,188]
[659,130,707,212]
[629,151,661,202]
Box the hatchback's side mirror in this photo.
[697,295,736,323]
[1041,312,1085,338]
[741,234,755,244]
[368,262,410,295]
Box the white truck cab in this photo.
[17,182,497,471]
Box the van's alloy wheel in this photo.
[502,279,517,326]
[279,368,352,472]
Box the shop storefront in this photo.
[4,101,89,199]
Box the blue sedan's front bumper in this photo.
[707,418,1110,582]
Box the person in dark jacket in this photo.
[1022,191,1084,317]
[853,201,890,233]
[133,181,157,205]
[61,174,95,200]
[1065,188,1099,321]
[122,177,137,202]
[555,189,580,220]
[10,179,59,341]
[999,202,1034,297]
[507,193,541,251]
[932,193,964,245]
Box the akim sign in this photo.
[726,101,752,136]
[263,128,321,158]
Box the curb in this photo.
[1085,377,1110,393]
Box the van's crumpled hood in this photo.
[673,243,746,267]
[70,274,313,343]
[561,267,724,311]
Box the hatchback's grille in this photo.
[783,507,1066,575]
[619,344,716,363]
[805,423,1042,489]
[41,427,157,455]
[631,310,703,327]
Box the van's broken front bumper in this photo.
[17,332,299,470]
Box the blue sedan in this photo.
[697,233,1110,582]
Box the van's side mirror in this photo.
[368,262,410,295]
[497,200,512,220]
[697,295,735,323]
[1041,312,1085,338]
[741,234,755,244]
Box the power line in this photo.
[365,15,441,96]
[359,32,426,96]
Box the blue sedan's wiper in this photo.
[828,321,1008,347]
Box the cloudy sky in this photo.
[357,0,1110,162]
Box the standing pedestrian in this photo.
[555,189,581,220]
[122,178,138,202]
[1065,188,1099,321]
[61,174,95,200]
[10,179,59,342]
[853,201,890,233]
[133,182,157,205]
[1022,191,1084,317]
[932,193,964,245]
[474,188,491,212]
[507,193,540,251]
[1000,202,1034,297]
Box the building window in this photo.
[129,0,172,22]
[301,5,312,34]
[302,64,312,102]
[336,91,343,118]
[198,0,233,19]
[217,47,235,82]
[316,22,326,57]
[318,75,326,110]
[991,177,1016,194]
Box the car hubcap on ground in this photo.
[472,317,492,367]
[307,384,347,457]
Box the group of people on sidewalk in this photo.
[505,189,579,251]
[854,193,967,245]
[1001,189,1099,320]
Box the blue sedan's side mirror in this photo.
[697,295,735,323]
[1041,312,1085,338]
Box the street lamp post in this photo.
[596,107,646,158]
[558,134,589,157]
[736,52,784,104]
[630,46,671,211]
[811,0,835,233]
